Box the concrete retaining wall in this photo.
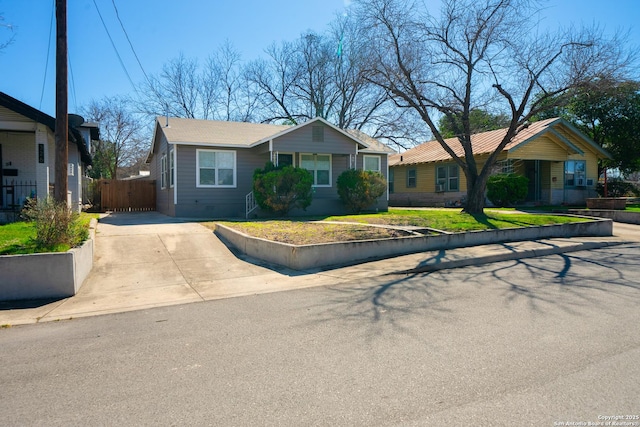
[0,220,95,302]
[215,218,612,271]
[569,209,640,225]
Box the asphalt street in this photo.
[1,241,639,426]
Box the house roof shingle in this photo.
[153,116,395,154]
[159,117,291,147]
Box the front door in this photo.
[525,160,541,202]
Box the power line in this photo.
[92,0,136,90]
[68,52,78,111]
[39,0,55,110]
[110,0,168,113]
[110,0,152,89]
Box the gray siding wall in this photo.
[165,121,389,218]
[273,123,357,155]
[150,131,174,216]
[174,145,269,218]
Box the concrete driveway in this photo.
[0,211,634,325]
[14,212,343,322]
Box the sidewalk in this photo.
[0,213,636,326]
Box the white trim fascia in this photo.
[170,141,254,149]
[146,120,162,163]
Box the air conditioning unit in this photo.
[435,184,445,192]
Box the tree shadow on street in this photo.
[308,243,640,339]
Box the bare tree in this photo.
[138,42,258,122]
[83,96,147,179]
[245,21,414,144]
[0,13,15,52]
[204,41,259,122]
[354,0,634,213]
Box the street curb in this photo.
[396,240,625,274]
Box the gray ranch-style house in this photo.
[147,116,395,218]
[0,92,96,221]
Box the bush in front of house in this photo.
[252,162,314,216]
[596,177,640,197]
[21,198,88,250]
[486,173,529,207]
[336,169,387,213]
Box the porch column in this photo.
[34,124,50,201]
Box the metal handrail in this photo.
[246,191,258,218]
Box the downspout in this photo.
[354,143,359,169]
[269,139,273,165]
[173,145,177,206]
[386,155,389,202]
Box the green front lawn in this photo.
[211,208,586,245]
[0,213,97,255]
[324,209,584,232]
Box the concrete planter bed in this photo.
[586,198,627,210]
[0,220,96,302]
[215,217,613,271]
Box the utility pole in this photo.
[54,0,68,204]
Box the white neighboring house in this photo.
[0,92,98,220]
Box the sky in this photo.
[0,0,639,119]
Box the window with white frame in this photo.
[436,164,459,191]
[494,159,515,174]
[160,153,167,189]
[363,155,381,173]
[197,149,236,187]
[169,148,175,188]
[301,153,331,186]
[565,160,586,187]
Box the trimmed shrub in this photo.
[252,162,313,216]
[337,169,387,213]
[486,173,529,207]
[21,198,87,250]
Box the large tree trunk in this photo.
[463,174,487,214]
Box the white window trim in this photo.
[300,153,332,187]
[196,149,237,188]
[160,153,167,189]
[169,148,175,188]
[363,155,381,173]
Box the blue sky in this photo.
[1,0,639,118]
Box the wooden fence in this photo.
[99,179,156,212]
